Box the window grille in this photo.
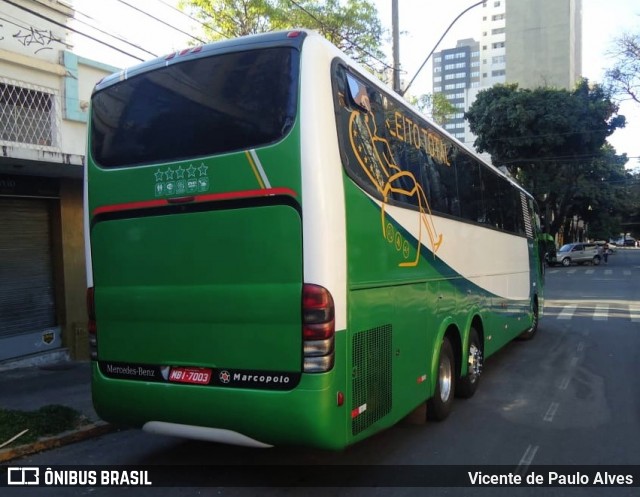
[0,78,60,150]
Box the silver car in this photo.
[553,242,601,267]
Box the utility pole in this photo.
[392,0,401,94]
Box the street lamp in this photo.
[400,0,486,96]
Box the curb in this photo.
[0,422,117,463]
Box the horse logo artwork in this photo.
[348,103,443,267]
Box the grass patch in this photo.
[0,405,87,448]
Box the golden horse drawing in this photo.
[348,108,443,267]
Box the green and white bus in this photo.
[85,30,544,450]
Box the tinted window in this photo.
[91,47,299,167]
[332,63,528,237]
[454,151,484,223]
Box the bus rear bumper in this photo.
[142,421,273,448]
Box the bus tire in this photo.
[456,328,482,399]
[427,338,455,421]
[518,298,539,341]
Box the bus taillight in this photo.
[302,284,335,373]
[87,287,98,360]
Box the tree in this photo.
[465,80,627,240]
[179,0,386,71]
[606,32,640,105]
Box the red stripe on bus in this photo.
[92,187,298,217]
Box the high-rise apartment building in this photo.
[432,39,480,142]
[432,0,582,145]
[506,0,582,88]
[480,0,507,87]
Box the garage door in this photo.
[0,197,59,361]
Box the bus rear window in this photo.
[91,47,299,168]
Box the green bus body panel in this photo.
[91,205,302,370]
[342,175,536,416]
[345,285,434,443]
[92,332,349,450]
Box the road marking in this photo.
[559,376,570,390]
[543,402,560,422]
[593,304,609,321]
[604,269,613,275]
[516,445,539,476]
[585,269,594,275]
[558,305,577,320]
[577,341,584,352]
[631,307,640,323]
[570,357,579,367]
[624,270,631,276]
[567,269,577,274]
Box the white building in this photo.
[0,0,118,365]
[433,0,582,151]
[480,0,507,87]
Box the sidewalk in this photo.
[0,361,115,462]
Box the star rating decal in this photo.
[154,163,211,197]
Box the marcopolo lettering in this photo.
[232,373,290,384]
[216,369,301,390]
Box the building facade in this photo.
[505,0,582,89]
[432,0,582,147]
[0,0,118,365]
[480,0,507,87]
[432,38,480,143]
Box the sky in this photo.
[70,0,640,167]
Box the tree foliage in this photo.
[465,80,628,240]
[179,0,386,71]
[606,32,640,105]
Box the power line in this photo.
[402,0,486,96]
[112,0,206,45]
[72,8,157,58]
[1,0,144,61]
[0,12,72,48]
[151,0,227,39]
[286,0,392,71]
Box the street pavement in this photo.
[0,361,113,462]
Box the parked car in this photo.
[623,238,637,247]
[553,242,601,267]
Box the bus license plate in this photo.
[168,367,212,385]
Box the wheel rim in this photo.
[467,343,483,384]
[439,353,453,402]
[562,258,571,266]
